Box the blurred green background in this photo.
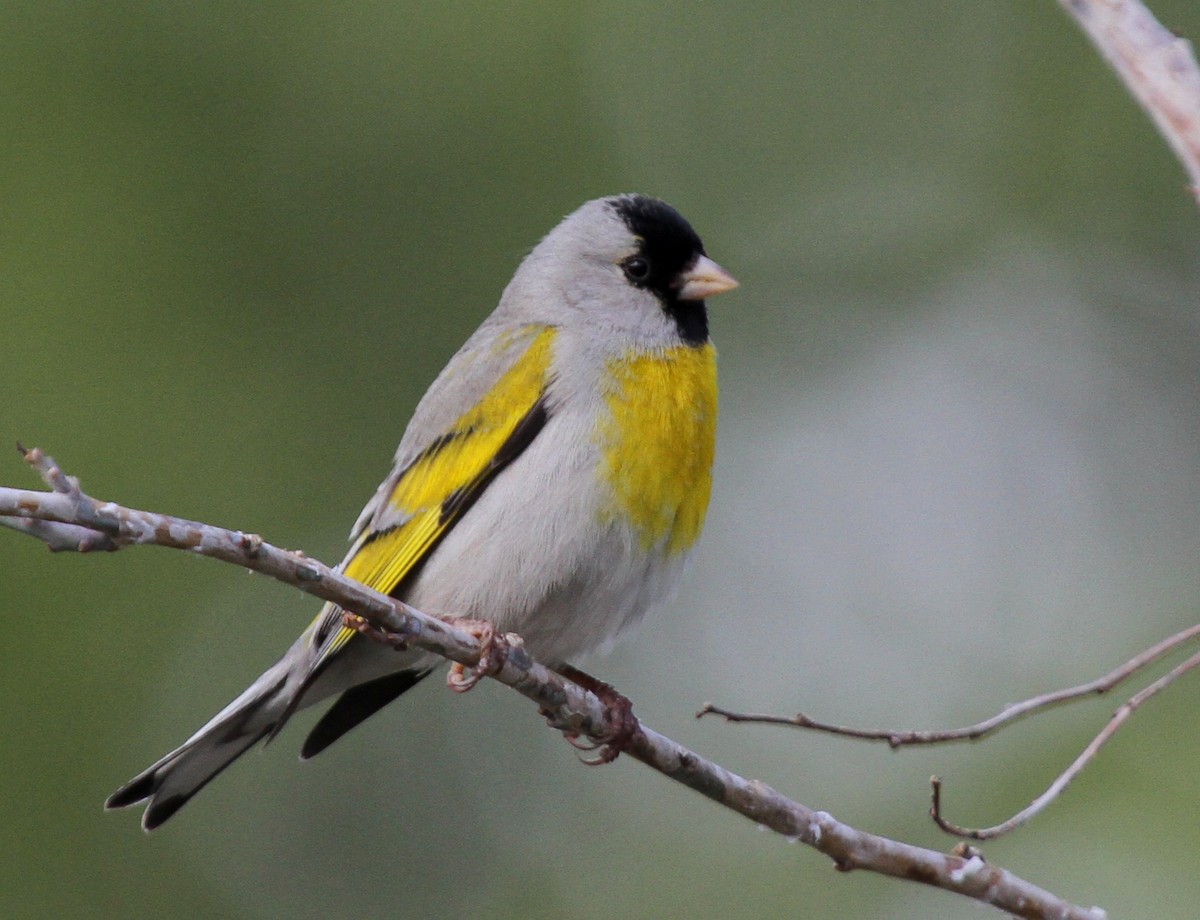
[4,2,1200,917]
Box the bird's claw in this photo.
[343,613,409,650]
[555,665,640,765]
[444,618,507,693]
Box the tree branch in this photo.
[701,624,1200,840]
[1058,0,1200,199]
[0,447,1104,920]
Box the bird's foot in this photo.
[443,617,507,693]
[342,613,409,650]
[555,664,640,765]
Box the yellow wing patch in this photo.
[598,342,717,556]
[312,325,557,660]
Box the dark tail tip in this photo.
[142,794,191,831]
[105,773,157,810]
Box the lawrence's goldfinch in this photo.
[107,194,738,830]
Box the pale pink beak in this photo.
[676,255,739,301]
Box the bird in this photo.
[106,194,738,830]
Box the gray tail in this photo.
[106,663,434,829]
[106,659,296,831]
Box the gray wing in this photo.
[345,319,554,552]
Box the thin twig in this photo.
[1058,0,1200,200]
[0,448,1104,920]
[932,647,1200,839]
[0,446,118,551]
[19,443,80,494]
[698,622,1200,746]
[701,627,1200,840]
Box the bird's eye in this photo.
[622,256,651,283]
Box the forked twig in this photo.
[0,445,119,551]
[700,628,1200,840]
[931,648,1200,839]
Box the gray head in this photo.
[497,194,737,347]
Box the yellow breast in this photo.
[597,343,718,556]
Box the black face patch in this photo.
[609,195,709,345]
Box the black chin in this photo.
[663,297,709,346]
